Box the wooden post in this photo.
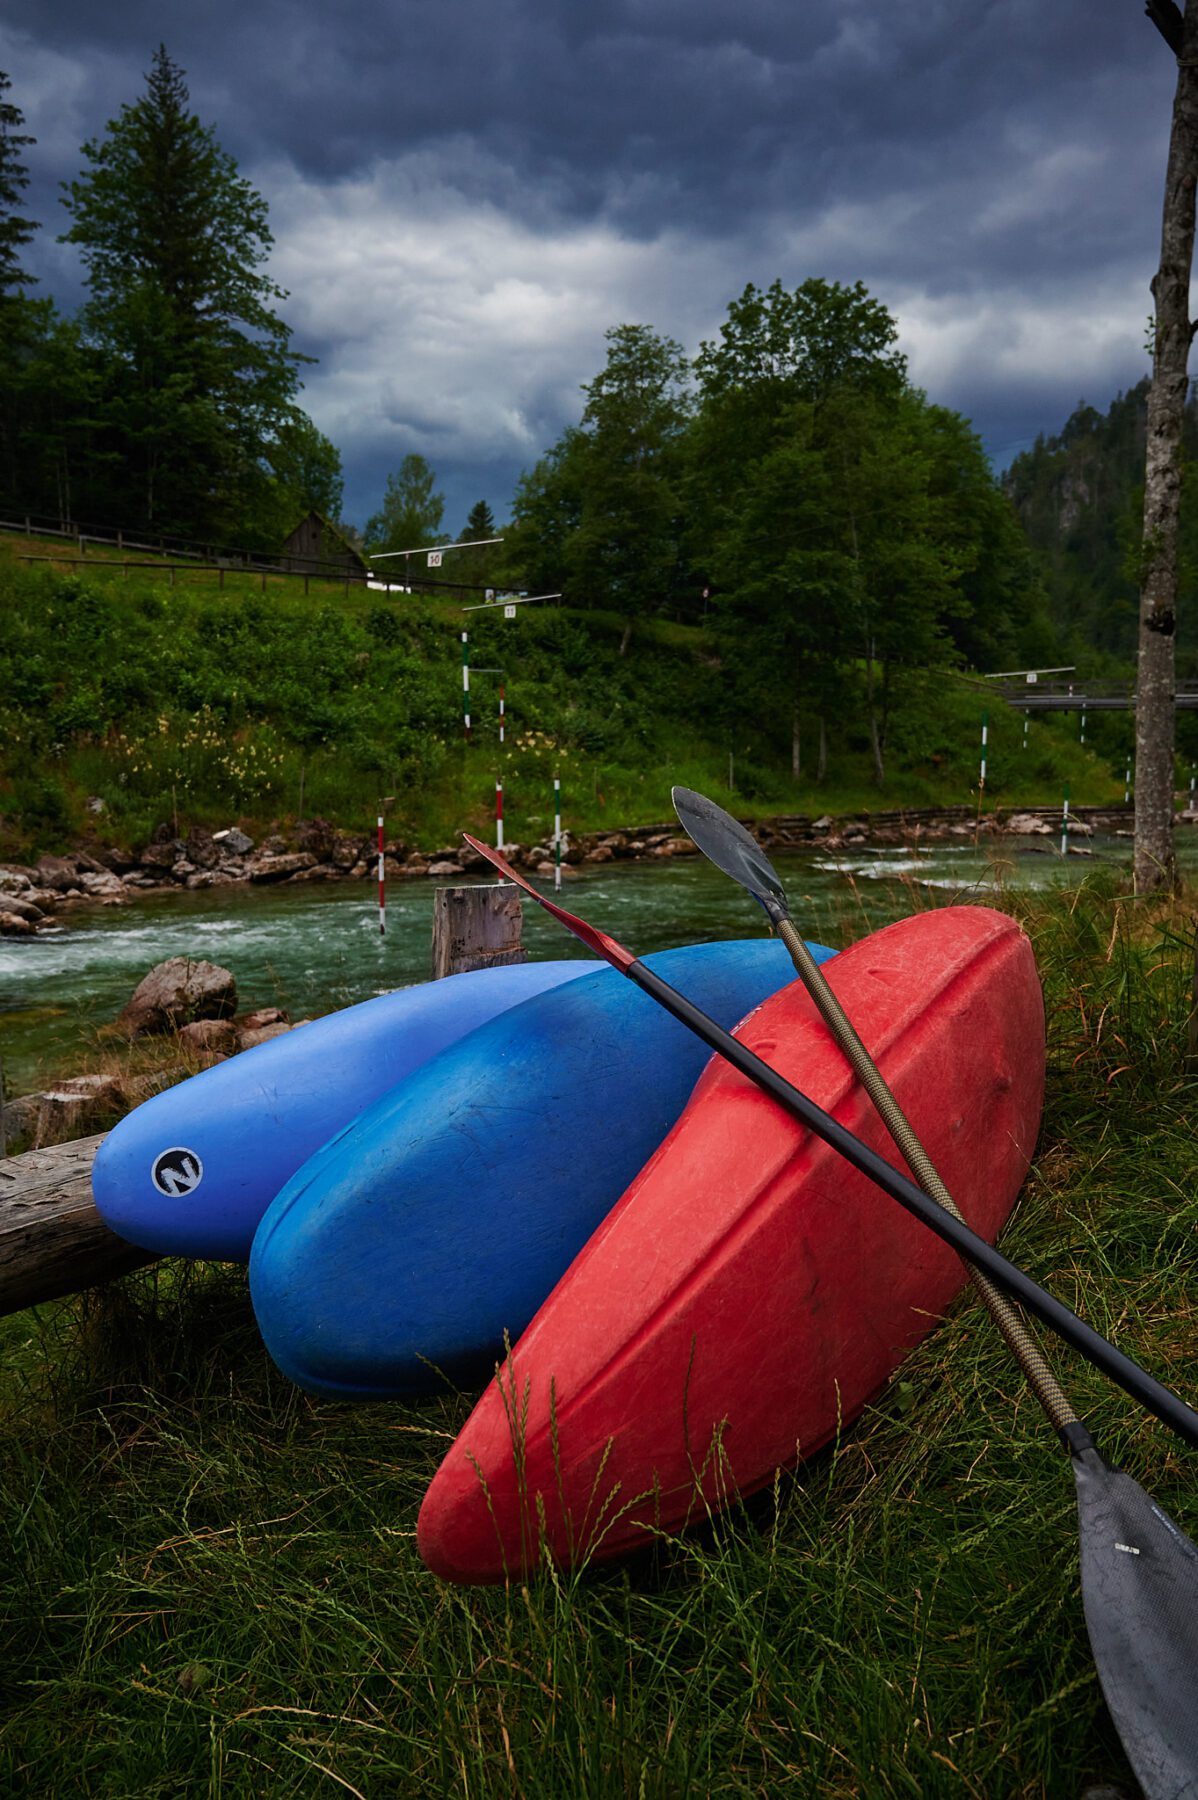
[0,1134,158,1319]
[431,883,527,979]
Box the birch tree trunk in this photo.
[1135,0,1198,892]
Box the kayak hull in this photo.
[417,905,1045,1583]
[92,958,597,1260]
[249,936,833,1397]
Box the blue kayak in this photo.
[92,959,598,1260]
[249,935,834,1399]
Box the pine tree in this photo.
[0,70,37,298]
[59,45,306,538]
[462,499,496,540]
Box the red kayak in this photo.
[418,906,1045,1584]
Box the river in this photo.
[0,830,1185,1093]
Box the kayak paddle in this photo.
[671,785,1198,1800]
[460,836,1198,1448]
[671,786,1077,1431]
[462,832,1198,1799]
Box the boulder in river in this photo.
[117,957,238,1036]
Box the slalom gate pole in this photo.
[979,711,988,793]
[498,683,505,747]
[554,777,562,892]
[1125,758,1132,805]
[1061,782,1070,857]
[461,633,471,741]
[1023,712,1029,751]
[377,814,385,935]
[496,780,504,851]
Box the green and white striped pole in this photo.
[461,632,471,741]
[553,777,562,893]
[979,711,988,793]
[1061,782,1070,857]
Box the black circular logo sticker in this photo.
[151,1147,204,1198]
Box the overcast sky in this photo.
[0,2,1179,534]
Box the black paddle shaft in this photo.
[626,957,1198,1453]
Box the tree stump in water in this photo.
[431,883,526,979]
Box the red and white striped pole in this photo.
[377,813,385,935]
[495,779,504,851]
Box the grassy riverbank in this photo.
[1,875,1196,1796]
[0,541,1129,864]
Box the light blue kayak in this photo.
[92,959,598,1260]
[249,936,834,1399]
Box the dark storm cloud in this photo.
[0,2,1181,525]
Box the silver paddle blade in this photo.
[672,786,789,924]
[1073,1443,1198,1798]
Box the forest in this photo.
[1,48,1192,853]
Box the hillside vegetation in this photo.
[0,543,1125,864]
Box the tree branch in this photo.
[1147,0,1185,55]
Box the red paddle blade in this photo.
[462,835,636,972]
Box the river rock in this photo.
[247,852,317,883]
[1005,813,1052,835]
[427,859,465,877]
[139,842,179,870]
[584,845,614,862]
[295,818,338,861]
[0,867,34,894]
[118,957,238,1036]
[331,836,362,869]
[185,827,220,869]
[0,892,45,924]
[79,869,125,898]
[288,862,340,881]
[240,1007,289,1032]
[238,1022,292,1051]
[213,827,255,856]
[0,911,34,937]
[34,855,81,892]
[178,1018,240,1054]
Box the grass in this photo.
[2,876,1197,1795]
[0,535,1132,864]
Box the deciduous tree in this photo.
[364,453,446,553]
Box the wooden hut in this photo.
[280,512,369,582]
